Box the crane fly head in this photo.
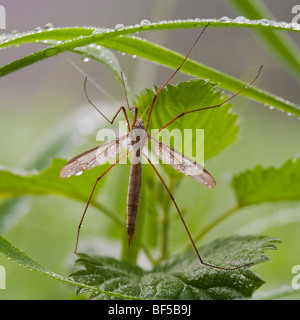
[132,117,145,130]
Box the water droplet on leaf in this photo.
[140,19,150,26]
[115,23,125,30]
[220,16,231,22]
[92,29,104,38]
[75,169,83,176]
[259,19,270,26]
[45,23,54,30]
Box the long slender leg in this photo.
[74,151,131,253]
[154,65,263,135]
[145,23,211,131]
[119,71,139,129]
[84,77,132,130]
[144,153,253,270]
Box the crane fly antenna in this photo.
[145,22,211,131]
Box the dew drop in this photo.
[279,22,289,29]
[132,54,137,59]
[291,22,300,30]
[45,22,54,30]
[259,19,270,26]
[234,16,248,23]
[115,23,125,30]
[82,57,89,63]
[140,19,150,26]
[92,29,103,38]
[220,16,231,23]
[75,171,83,176]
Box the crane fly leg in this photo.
[84,77,131,130]
[145,23,211,131]
[143,153,253,270]
[74,151,131,253]
[155,66,263,134]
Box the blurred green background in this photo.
[1,0,300,299]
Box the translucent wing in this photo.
[149,135,216,188]
[60,134,129,178]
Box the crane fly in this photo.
[60,23,263,270]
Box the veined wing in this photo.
[60,134,129,178]
[149,135,216,188]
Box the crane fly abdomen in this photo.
[126,162,142,245]
[126,118,147,246]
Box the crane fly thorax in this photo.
[129,118,147,163]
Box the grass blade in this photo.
[228,0,300,81]
[1,20,300,117]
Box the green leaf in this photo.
[0,159,123,226]
[1,19,300,52]
[0,159,92,200]
[99,35,300,118]
[228,0,300,81]
[135,79,238,161]
[1,21,300,117]
[70,235,280,300]
[0,233,137,299]
[232,157,300,206]
[73,44,126,86]
[254,285,299,300]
